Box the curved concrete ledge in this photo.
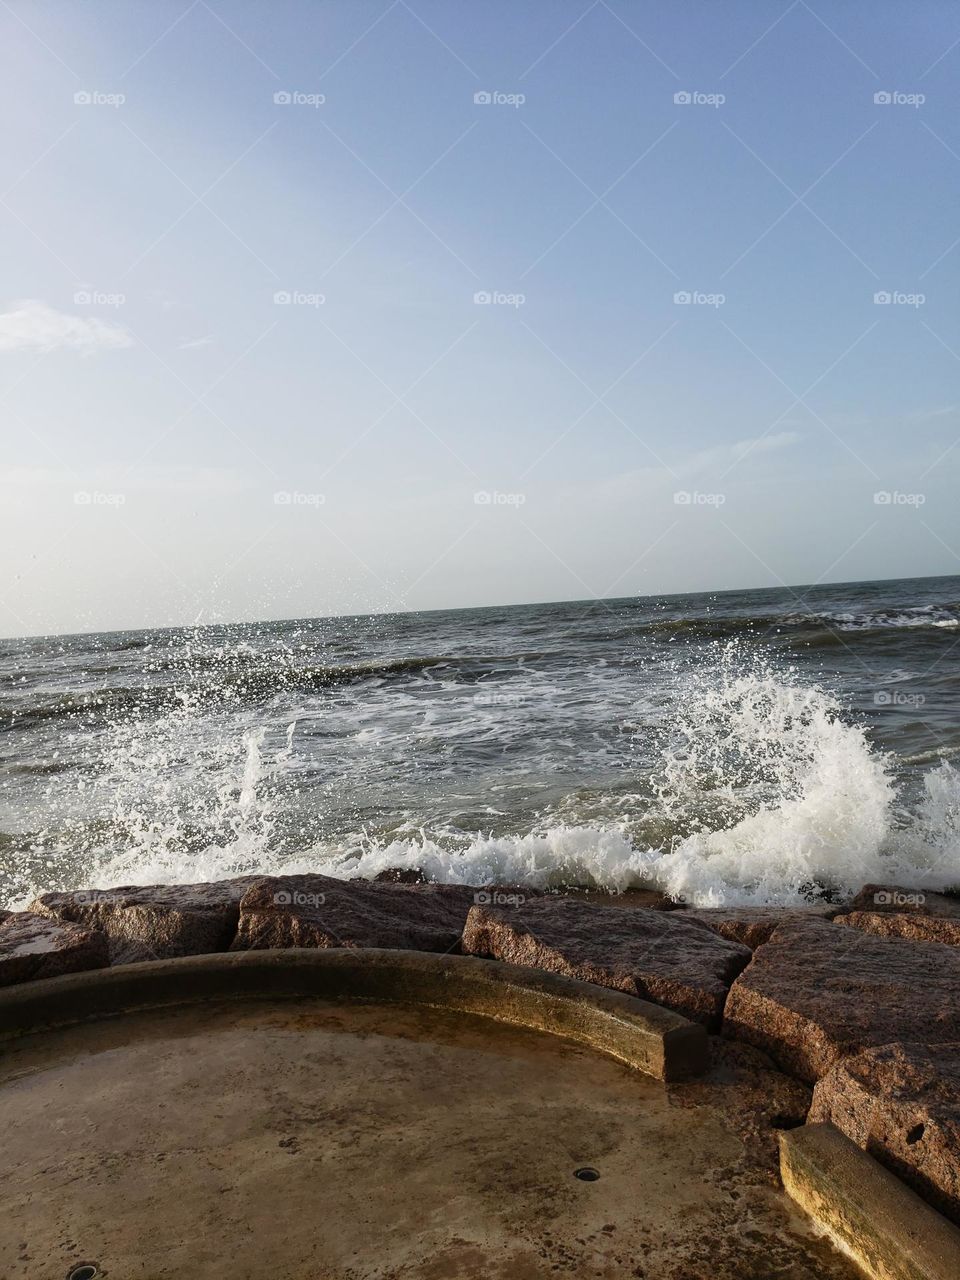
[780,1124,960,1280]
[0,947,708,1081]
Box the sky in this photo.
[2,0,960,637]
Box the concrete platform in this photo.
[0,952,860,1279]
[0,948,708,1083]
[780,1124,960,1280]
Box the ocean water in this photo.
[2,575,959,910]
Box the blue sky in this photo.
[2,0,959,635]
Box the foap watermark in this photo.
[273,889,326,907]
[273,90,325,108]
[874,689,926,708]
[74,290,125,308]
[74,490,125,506]
[874,490,925,506]
[674,290,725,308]
[474,290,525,308]
[74,89,125,108]
[874,889,925,906]
[274,290,325,307]
[674,490,725,506]
[674,90,725,108]
[874,90,925,108]
[473,90,525,108]
[474,889,526,907]
[474,490,525,506]
[473,691,525,707]
[874,290,925,307]
[274,491,325,506]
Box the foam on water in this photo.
[27,641,953,911]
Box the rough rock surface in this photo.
[682,904,837,950]
[461,897,751,1027]
[846,883,960,915]
[723,918,960,1081]
[670,1039,814,1185]
[0,910,109,986]
[810,1041,960,1226]
[233,875,478,953]
[31,878,261,964]
[835,883,960,947]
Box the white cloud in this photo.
[0,300,133,353]
[728,430,801,459]
[177,335,215,349]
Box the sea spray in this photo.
[3,582,959,908]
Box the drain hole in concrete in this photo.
[574,1167,600,1182]
[66,1266,99,1280]
[906,1123,925,1145]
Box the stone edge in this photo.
[0,946,708,1083]
[779,1123,960,1280]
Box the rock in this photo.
[31,878,260,964]
[232,875,478,953]
[836,911,960,947]
[846,883,960,916]
[810,1042,960,1226]
[461,897,751,1028]
[557,886,683,911]
[723,919,960,1082]
[682,905,837,950]
[836,883,960,947]
[373,868,426,884]
[0,910,109,986]
[669,1039,814,1185]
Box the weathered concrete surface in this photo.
[0,997,857,1280]
[780,1123,960,1280]
[682,904,837,949]
[810,1042,960,1226]
[669,1038,815,1184]
[0,947,709,1082]
[723,919,960,1081]
[834,884,960,945]
[233,875,477,953]
[462,896,751,1028]
[0,911,108,987]
[31,878,260,964]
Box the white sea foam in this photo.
[9,640,960,911]
[49,644,955,911]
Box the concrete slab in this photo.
[780,1123,960,1280]
[0,997,859,1280]
[0,947,708,1083]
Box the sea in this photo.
[2,574,959,910]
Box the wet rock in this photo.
[233,875,478,953]
[31,878,261,964]
[558,886,682,911]
[846,883,960,915]
[461,897,751,1027]
[682,904,837,950]
[0,910,109,986]
[723,918,960,1081]
[835,883,960,947]
[669,1039,814,1185]
[373,868,426,884]
[810,1041,960,1226]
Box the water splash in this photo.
[5,638,959,908]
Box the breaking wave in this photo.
[8,643,957,909]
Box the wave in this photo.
[7,645,958,909]
[642,604,960,639]
[0,653,549,730]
